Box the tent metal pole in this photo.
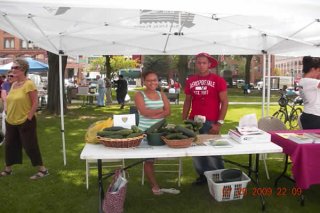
[28,15,59,53]
[2,13,29,42]
[266,54,271,116]
[262,54,266,117]
[59,52,67,166]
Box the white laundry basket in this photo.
[204,169,250,202]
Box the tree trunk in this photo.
[244,55,253,84]
[177,55,189,88]
[104,55,112,79]
[47,51,68,114]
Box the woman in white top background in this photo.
[298,56,320,129]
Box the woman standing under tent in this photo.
[0,58,48,179]
[0,70,16,146]
[134,70,179,195]
[298,56,320,129]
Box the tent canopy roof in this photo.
[0,0,319,56]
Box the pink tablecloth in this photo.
[269,129,320,189]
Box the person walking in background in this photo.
[182,52,229,185]
[0,70,16,146]
[104,77,112,105]
[96,75,105,107]
[115,75,128,109]
[134,70,178,195]
[298,56,320,129]
[174,80,181,94]
[0,58,48,179]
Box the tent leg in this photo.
[59,53,67,166]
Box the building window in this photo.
[21,40,38,49]
[4,38,15,49]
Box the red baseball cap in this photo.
[195,52,218,68]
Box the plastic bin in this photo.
[204,169,251,202]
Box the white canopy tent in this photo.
[1,0,319,165]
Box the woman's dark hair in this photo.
[302,56,320,73]
[142,70,158,80]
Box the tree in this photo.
[143,55,172,79]
[243,55,253,84]
[46,51,68,114]
[110,56,137,77]
[176,55,190,88]
[87,56,137,79]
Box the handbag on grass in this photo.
[103,169,128,213]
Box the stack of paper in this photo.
[287,134,314,144]
[236,127,263,135]
[228,128,271,143]
[278,133,320,144]
[208,139,233,148]
[303,133,320,143]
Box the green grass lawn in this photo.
[0,91,318,213]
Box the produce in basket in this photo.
[97,125,145,148]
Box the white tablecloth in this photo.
[80,135,282,160]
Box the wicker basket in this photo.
[161,136,194,148]
[97,134,145,148]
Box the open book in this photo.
[208,139,233,148]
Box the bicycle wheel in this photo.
[272,110,289,128]
[289,107,303,129]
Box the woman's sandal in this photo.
[0,170,12,177]
[30,169,49,180]
[152,187,164,195]
[160,188,180,194]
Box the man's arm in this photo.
[182,94,192,120]
[209,90,228,134]
[218,90,228,121]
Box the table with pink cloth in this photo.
[269,129,320,189]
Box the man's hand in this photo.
[209,123,221,134]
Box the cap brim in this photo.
[208,57,218,68]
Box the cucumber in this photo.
[131,125,142,133]
[165,133,184,139]
[127,132,144,138]
[97,131,118,137]
[175,125,196,137]
[106,135,124,139]
[116,129,133,136]
[103,126,125,131]
[146,119,167,134]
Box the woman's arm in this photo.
[28,90,38,120]
[149,92,171,119]
[134,92,163,118]
[1,89,7,111]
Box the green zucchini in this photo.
[127,132,144,138]
[146,119,167,134]
[106,134,124,139]
[103,126,125,131]
[165,133,184,139]
[116,129,133,136]
[131,125,142,133]
[175,125,196,137]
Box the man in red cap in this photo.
[182,52,229,185]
